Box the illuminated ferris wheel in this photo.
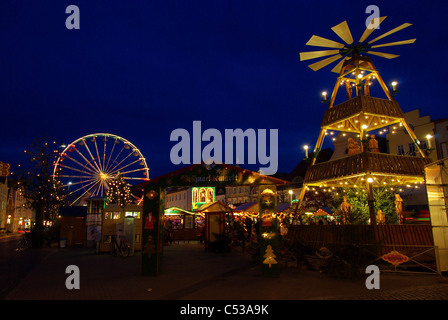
[53,133,149,206]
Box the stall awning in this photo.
[165,207,196,215]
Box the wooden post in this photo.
[401,119,427,158]
[141,184,164,276]
[259,185,280,277]
[311,128,327,166]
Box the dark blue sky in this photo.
[1,0,447,178]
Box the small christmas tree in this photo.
[262,245,278,268]
[106,172,131,207]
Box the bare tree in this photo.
[16,138,65,247]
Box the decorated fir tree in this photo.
[332,187,400,224]
[106,172,131,207]
[262,245,278,268]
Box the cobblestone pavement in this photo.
[334,284,448,300]
[3,242,448,301]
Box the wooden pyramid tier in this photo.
[303,151,432,188]
[321,95,404,132]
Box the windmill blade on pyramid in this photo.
[367,23,413,44]
[299,18,416,72]
[331,21,354,45]
[370,39,416,49]
[331,56,349,73]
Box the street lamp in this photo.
[321,91,329,105]
[391,81,399,97]
[303,145,309,159]
[391,81,398,91]
[288,190,293,204]
[426,134,433,149]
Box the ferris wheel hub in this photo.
[99,171,111,181]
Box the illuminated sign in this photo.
[191,187,215,210]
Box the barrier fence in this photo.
[284,224,443,275]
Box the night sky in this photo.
[1,0,447,179]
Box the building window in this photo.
[408,143,416,156]
[125,211,140,219]
[105,212,121,220]
[420,140,427,150]
[397,145,405,155]
[441,142,448,158]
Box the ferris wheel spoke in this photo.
[57,162,96,176]
[108,158,143,175]
[100,178,110,197]
[67,178,98,197]
[107,148,135,174]
[70,180,101,206]
[58,174,96,179]
[62,178,96,188]
[95,178,104,197]
[81,139,102,172]
[97,180,105,197]
[102,136,108,172]
[91,180,102,197]
[119,167,149,176]
[105,143,126,173]
[72,145,101,173]
[93,136,104,172]
[105,138,119,171]
[61,152,97,175]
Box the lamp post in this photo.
[304,145,309,159]
[288,190,293,204]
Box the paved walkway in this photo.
[4,242,448,300]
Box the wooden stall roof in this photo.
[138,162,290,189]
[321,95,404,131]
[303,152,433,187]
[195,201,234,213]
